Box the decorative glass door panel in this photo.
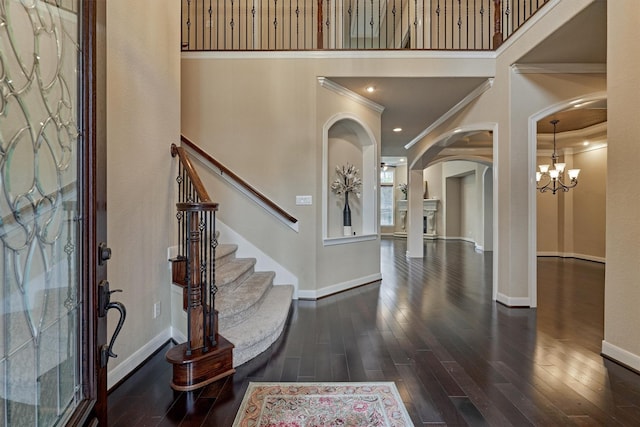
[0,1,82,425]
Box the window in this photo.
[380,170,394,226]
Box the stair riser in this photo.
[218,285,271,330]
[216,266,254,292]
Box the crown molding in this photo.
[511,63,607,74]
[317,77,385,113]
[404,78,494,150]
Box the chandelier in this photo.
[536,119,580,194]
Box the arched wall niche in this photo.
[323,114,377,244]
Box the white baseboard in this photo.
[107,328,173,390]
[171,326,187,344]
[602,340,640,373]
[496,292,531,307]
[297,273,382,300]
[537,251,605,263]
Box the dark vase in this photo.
[343,191,352,227]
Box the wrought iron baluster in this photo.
[384,0,388,48]
[273,0,278,49]
[295,0,300,49]
[201,0,205,49]
[380,0,383,48]
[325,0,330,50]
[252,1,257,49]
[210,210,218,346]
[400,0,404,48]
[187,0,192,50]
[208,0,213,50]
[392,0,396,48]
[289,0,292,49]
[369,0,373,48]
[458,0,462,49]
[445,0,449,49]
[348,1,353,49]
[435,0,440,48]
[506,0,511,39]
[413,0,424,48]
[216,0,220,49]
[466,0,470,49]
[231,0,236,49]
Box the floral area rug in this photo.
[232,382,414,427]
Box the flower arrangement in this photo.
[397,183,407,199]
[330,163,362,198]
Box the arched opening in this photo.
[406,123,498,298]
[322,114,378,243]
[528,93,607,306]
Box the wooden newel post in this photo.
[188,211,205,351]
[493,0,503,49]
[317,0,324,49]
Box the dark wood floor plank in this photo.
[108,238,640,427]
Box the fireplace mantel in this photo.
[396,199,439,238]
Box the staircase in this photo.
[213,242,294,367]
[168,142,295,390]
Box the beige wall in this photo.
[438,161,488,245]
[604,0,640,371]
[181,57,387,296]
[106,0,180,386]
[537,146,606,260]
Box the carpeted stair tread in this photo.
[223,284,294,367]
[215,243,238,265]
[217,271,275,330]
[216,258,256,289]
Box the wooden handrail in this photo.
[171,143,211,202]
[180,135,298,224]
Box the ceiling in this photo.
[326,0,607,165]
[328,76,488,156]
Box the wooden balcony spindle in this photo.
[493,0,503,48]
[317,0,324,48]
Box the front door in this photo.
[0,0,109,425]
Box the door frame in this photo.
[64,0,109,424]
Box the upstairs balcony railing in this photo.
[181,0,550,51]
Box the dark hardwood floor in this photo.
[108,238,640,426]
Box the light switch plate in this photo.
[296,195,312,205]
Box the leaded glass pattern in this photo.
[0,1,81,426]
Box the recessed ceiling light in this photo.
[393,127,402,132]
[399,158,405,162]
[583,141,590,146]
[366,86,375,93]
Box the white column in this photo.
[407,169,425,258]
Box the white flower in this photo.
[330,163,362,198]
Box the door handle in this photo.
[98,280,127,367]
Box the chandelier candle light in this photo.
[536,119,580,194]
[331,163,362,236]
